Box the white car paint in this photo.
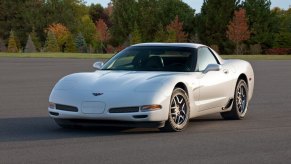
[48,43,254,126]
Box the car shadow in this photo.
[0,115,226,142]
[190,114,223,122]
[0,117,161,142]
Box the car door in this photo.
[196,47,230,111]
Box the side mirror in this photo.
[93,62,104,70]
[203,64,221,74]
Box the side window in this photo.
[196,47,218,72]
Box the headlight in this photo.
[49,102,56,109]
[141,104,162,112]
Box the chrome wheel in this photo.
[161,88,189,132]
[237,84,247,114]
[171,95,187,125]
[221,79,248,120]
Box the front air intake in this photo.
[109,107,140,113]
[55,104,78,112]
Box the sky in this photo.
[85,0,291,13]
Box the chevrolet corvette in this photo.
[48,43,254,132]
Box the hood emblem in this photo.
[92,93,103,96]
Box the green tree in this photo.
[166,16,188,42]
[75,32,87,53]
[243,0,276,47]
[272,8,291,48]
[89,3,111,27]
[197,0,239,53]
[79,15,97,48]
[154,23,168,42]
[45,31,59,52]
[0,0,88,48]
[65,34,77,52]
[41,0,88,34]
[227,8,251,54]
[96,19,110,52]
[111,0,138,44]
[0,38,7,52]
[24,34,37,53]
[137,0,159,42]
[22,0,45,46]
[30,27,41,51]
[157,0,195,39]
[273,32,291,48]
[7,30,18,53]
[111,0,195,44]
[166,30,176,43]
[130,22,142,45]
[0,0,43,47]
[47,23,71,51]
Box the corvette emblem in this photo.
[92,93,103,96]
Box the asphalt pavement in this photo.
[0,58,291,164]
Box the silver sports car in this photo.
[49,43,254,132]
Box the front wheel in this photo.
[160,88,190,132]
[221,79,249,120]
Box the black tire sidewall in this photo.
[167,88,190,131]
[234,80,248,118]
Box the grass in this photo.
[0,52,114,59]
[0,52,291,60]
[221,55,291,60]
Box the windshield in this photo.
[102,46,196,72]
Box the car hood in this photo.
[54,71,189,92]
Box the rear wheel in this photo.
[160,88,190,132]
[221,79,248,120]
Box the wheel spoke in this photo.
[176,114,181,124]
[180,103,186,115]
[171,112,177,117]
[179,115,184,124]
[241,86,246,97]
[172,98,177,107]
[172,113,177,121]
[239,84,247,114]
[175,96,183,105]
[238,104,242,112]
[171,106,176,110]
[170,94,188,125]
[238,87,241,95]
[175,96,180,105]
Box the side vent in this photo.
[222,98,234,110]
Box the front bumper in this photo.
[48,107,167,122]
[48,89,170,122]
[53,118,165,128]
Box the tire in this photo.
[160,88,190,132]
[221,79,249,120]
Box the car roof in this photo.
[132,43,205,49]
[132,42,223,63]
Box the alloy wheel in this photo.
[170,94,187,125]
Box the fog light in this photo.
[141,105,162,112]
[49,102,56,109]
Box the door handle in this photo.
[223,69,229,74]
